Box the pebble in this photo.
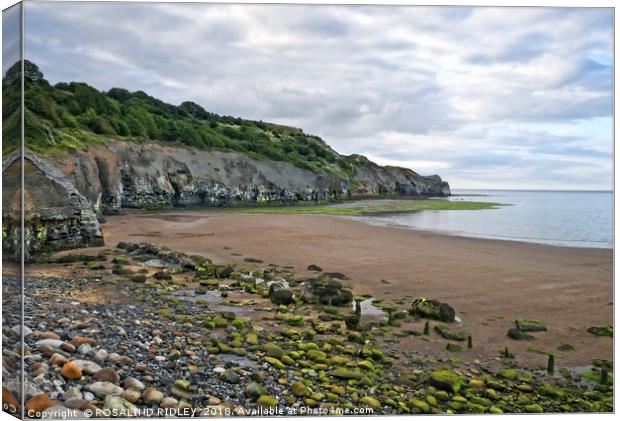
[94,349,108,362]
[12,325,33,336]
[62,386,83,401]
[123,376,146,391]
[40,332,61,340]
[87,381,123,398]
[93,367,120,383]
[72,359,102,375]
[60,362,83,380]
[160,397,178,408]
[142,387,164,404]
[104,395,138,416]
[25,394,58,414]
[121,389,141,403]
[49,353,69,366]
[72,336,96,346]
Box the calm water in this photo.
[363,190,613,249]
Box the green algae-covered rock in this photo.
[306,350,327,362]
[266,356,287,370]
[538,382,565,399]
[430,370,464,393]
[281,355,295,365]
[485,379,507,391]
[357,360,376,371]
[408,398,430,413]
[524,404,543,413]
[587,325,613,337]
[470,396,493,407]
[466,402,486,413]
[434,390,450,401]
[360,396,381,410]
[484,388,499,399]
[291,382,309,397]
[469,379,484,389]
[257,395,278,408]
[288,316,305,327]
[516,319,547,332]
[263,343,284,359]
[245,332,259,345]
[332,367,364,380]
[498,369,519,381]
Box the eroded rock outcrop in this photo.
[2,151,103,261]
[49,140,449,213]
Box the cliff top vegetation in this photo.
[2,60,370,177]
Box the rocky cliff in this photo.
[2,150,103,261]
[3,140,449,260]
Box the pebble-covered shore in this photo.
[2,242,614,418]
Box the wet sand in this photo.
[88,210,612,367]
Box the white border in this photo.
[0,1,616,421]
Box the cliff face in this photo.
[347,155,451,197]
[3,140,450,260]
[53,140,449,213]
[2,151,103,261]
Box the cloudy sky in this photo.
[18,2,613,190]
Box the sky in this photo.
[15,2,615,190]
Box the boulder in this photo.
[269,283,294,305]
[302,275,353,306]
[411,298,455,322]
[507,328,534,340]
[515,319,547,332]
[430,370,464,393]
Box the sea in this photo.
[363,190,613,249]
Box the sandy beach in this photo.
[79,209,613,368]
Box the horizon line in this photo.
[451,188,613,192]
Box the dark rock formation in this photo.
[2,151,103,261]
[410,297,456,323]
[302,275,353,306]
[51,141,449,213]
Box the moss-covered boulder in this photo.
[408,398,430,413]
[360,396,381,410]
[515,319,547,332]
[587,325,613,337]
[498,369,518,381]
[331,367,364,380]
[291,382,309,397]
[430,370,463,393]
[411,298,455,322]
[263,343,284,359]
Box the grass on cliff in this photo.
[225,199,505,216]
